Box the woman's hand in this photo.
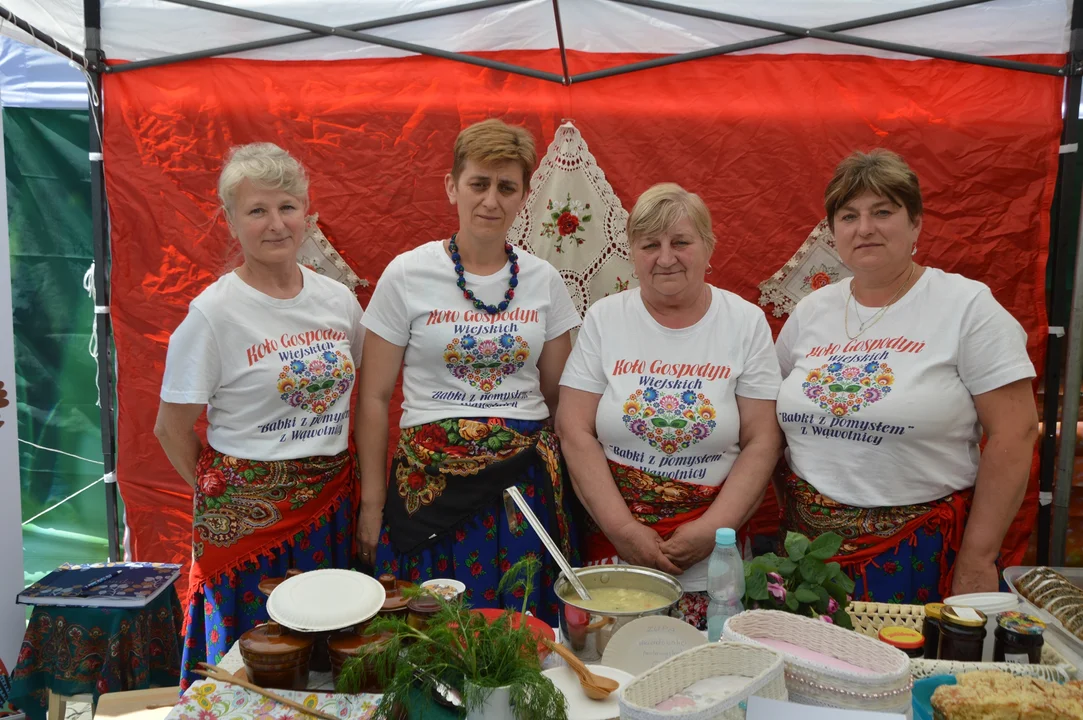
[950,556,999,596]
[356,504,384,565]
[659,519,716,571]
[609,520,682,575]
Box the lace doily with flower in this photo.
[758,218,851,317]
[508,122,635,317]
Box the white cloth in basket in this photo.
[722,610,913,719]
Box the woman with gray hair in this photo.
[155,142,364,689]
[557,183,782,630]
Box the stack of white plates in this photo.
[267,569,386,632]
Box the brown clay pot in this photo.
[257,568,304,597]
[239,621,313,690]
[406,595,442,632]
[378,574,413,619]
[327,626,394,691]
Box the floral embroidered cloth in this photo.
[383,419,571,561]
[584,460,720,564]
[166,679,380,719]
[8,588,182,720]
[508,122,636,316]
[376,418,577,627]
[186,448,356,628]
[758,219,852,317]
[782,472,972,603]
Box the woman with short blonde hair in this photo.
[156,142,364,688]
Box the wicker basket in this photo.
[723,609,913,718]
[618,642,786,720]
[847,601,1075,683]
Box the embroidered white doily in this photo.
[297,213,369,290]
[508,122,636,316]
[758,219,851,317]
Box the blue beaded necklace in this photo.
[449,233,518,314]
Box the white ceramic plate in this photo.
[267,569,385,632]
[542,665,633,720]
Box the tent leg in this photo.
[1053,175,1083,565]
[1039,72,1082,564]
[84,0,121,562]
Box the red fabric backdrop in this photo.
[102,50,1063,595]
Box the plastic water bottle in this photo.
[706,527,744,642]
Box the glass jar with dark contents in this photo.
[938,605,987,662]
[993,610,1045,664]
[922,602,945,659]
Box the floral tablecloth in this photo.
[9,588,182,720]
[166,680,380,719]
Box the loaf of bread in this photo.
[931,671,1083,719]
[1015,567,1083,642]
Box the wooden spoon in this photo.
[543,639,620,700]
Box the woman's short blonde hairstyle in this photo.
[627,183,716,253]
[218,143,309,219]
[451,119,537,189]
[824,149,922,231]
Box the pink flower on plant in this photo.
[828,597,839,614]
[767,572,783,584]
[819,614,834,624]
[767,582,786,602]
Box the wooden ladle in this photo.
[543,639,620,700]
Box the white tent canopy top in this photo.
[0,0,1071,66]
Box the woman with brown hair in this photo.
[357,119,580,624]
[775,149,1039,604]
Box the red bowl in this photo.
[470,608,556,660]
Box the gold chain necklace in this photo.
[843,263,916,340]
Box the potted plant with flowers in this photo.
[743,531,855,628]
[338,556,566,720]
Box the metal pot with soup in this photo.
[555,565,682,663]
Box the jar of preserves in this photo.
[993,610,1045,664]
[938,606,987,662]
[878,626,924,658]
[922,602,945,659]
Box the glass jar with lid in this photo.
[993,610,1045,664]
[937,606,987,662]
[922,602,945,659]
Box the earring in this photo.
[911,244,917,256]
[706,265,714,275]
[631,270,638,279]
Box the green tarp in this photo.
[5,106,110,585]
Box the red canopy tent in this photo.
[1,0,1076,599]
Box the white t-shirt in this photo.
[775,268,1035,508]
[560,286,781,590]
[361,240,581,427]
[160,265,365,461]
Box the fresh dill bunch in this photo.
[338,556,568,720]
